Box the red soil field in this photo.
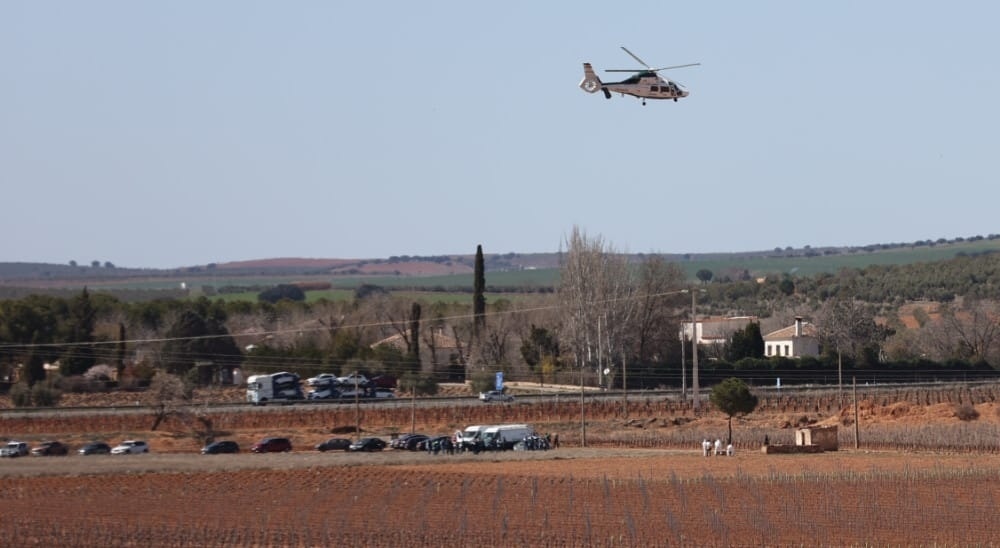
[3,385,1000,545]
[2,450,999,545]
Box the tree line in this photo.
[3,234,1000,407]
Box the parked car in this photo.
[338,388,367,399]
[111,440,149,455]
[369,375,397,389]
[479,390,514,403]
[315,438,352,452]
[349,437,387,452]
[31,441,69,456]
[306,373,338,387]
[308,387,341,400]
[201,440,240,454]
[78,441,111,455]
[337,373,369,387]
[403,434,430,451]
[1,441,29,458]
[251,437,292,453]
[390,433,426,450]
[416,436,451,452]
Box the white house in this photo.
[680,316,758,346]
[763,317,819,358]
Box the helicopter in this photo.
[580,47,699,105]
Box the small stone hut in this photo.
[795,425,838,451]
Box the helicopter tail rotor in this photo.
[579,63,603,94]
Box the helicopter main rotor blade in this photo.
[620,46,651,69]
[650,62,701,71]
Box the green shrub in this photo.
[59,374,102,393]
[399,372,439,396]
[468,371,496,394]
[10,382,31,407]
[31,383,61,407]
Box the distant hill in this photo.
[2,235,999,297]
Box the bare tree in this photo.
[146,371,193,431]
[419,302,450,372]
[818,298,883,363]
[597,249,636,388]
[560,227,607,383]
[559,226,638,387]
[370,295,417,348]
[925,299,1000,362]
[633,256,686,366]
[451,317,474,376]
[479,299,515,367]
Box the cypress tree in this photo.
[473,244,486,337]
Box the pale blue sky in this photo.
[3,2,998,268]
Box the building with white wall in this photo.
[763,317,819,358]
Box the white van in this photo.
[480,424,532,451]
[458,425,489,450]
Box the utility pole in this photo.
[853,376,860,449]
[838,349,844,408]
[622,356,628,418]
[354,372,361,437]
[410,382,416,433]
[691,289,701,411]
[579,359,586,448]
[680,330,686,401]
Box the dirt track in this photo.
[4,445,998,480]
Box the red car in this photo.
[251,437,292,453]
[31,441,69,456]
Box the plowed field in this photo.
[3,384,1000,545]
[2,449,999,546]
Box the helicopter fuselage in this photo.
[603,71,687,101]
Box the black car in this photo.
[315,438,352,452]
[417,436,452,452]
[201,440,240,454]
[78,442,111,455]
[349,437,387,452]
[403,434,431,451]
[390,433,421,449]
[31,441,69,456]
[391,433,429,451]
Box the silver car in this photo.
[479,390,514,403]
[111,440,149,455]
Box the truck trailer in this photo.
[246,371,305,405]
